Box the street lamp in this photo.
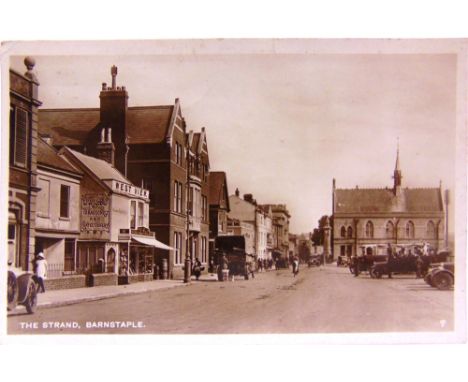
[184,141,192,284]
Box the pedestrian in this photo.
[387,243,394,279]
[34,249,48,293]
[292,256,299,277]
[415,255,424,279]
[192,258,202,280]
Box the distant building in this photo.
[332,148,447,259]
[261,204,291,264]
[208,171,231,264]
[228,189,274,260]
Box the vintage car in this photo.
[214,236,255,280]
[424,262,454,290]
[308,254,322,267]
[370,250,450,279]
[7,265,38,314]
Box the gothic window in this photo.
[340,226,346,238]
[347,226,353,238]
[406,221,415,238]
[385,221,394,239]
[427,221,436,239]
[365,221,374,238]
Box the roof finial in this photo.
[111,65,117,89]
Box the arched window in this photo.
[365,221,374,238]
[385,221,394,239]
[406,221,415,238]
[340,226,346,238]
[347,226,353,238]
[427,221,436,238]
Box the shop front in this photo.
[117,228,173,284]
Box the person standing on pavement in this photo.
[192,258,202,280]
[34,249,48,293]
[292,256,299,277]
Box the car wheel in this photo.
[372,269,382,279]
[23,278,38,314]
[7,271,18,311]
[433,272,454,291]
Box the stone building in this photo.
[228,189,273,260]
[332,148,447,259]
[38,66,210,279]
[261,204,291,264]
[35,138,83,289]
[8,58,42,272]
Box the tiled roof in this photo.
[209,172,228,207]
[38,105,174,146]
[334,188,443,213]
[127,106,174,144]
[38,108,100,146]
[65,148,130,184]
[37,138,82,175]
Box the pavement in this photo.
[30,273,220,310]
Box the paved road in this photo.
[7,265,453,334]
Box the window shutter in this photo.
[14,108,28,167]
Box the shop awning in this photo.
[132,236,174,251]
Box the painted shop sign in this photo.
[81,193,110,232]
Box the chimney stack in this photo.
[97,127,115,166]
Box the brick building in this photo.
[208,171,231,265]
[38,66,209,279]
[332,148,447,259]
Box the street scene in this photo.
[8,265,454,334]
[3,40,462,339]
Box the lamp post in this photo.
[184,141,192,284]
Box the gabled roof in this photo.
[38,108,100,146]
[209,171,230,210]
[37,138,82,176]
[61,147,130,184]
[39,105,175,146]
[127,106,174,144]
[334,188,443,214]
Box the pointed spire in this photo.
[395,137,401,172]
[393,138,402,193]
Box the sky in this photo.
[8,44,458,234]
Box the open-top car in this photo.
[370,248,450,279]
[7,264,38,314]
[424,262,454,290]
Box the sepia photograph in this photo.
[1,39,466,343]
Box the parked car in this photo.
[7,265,38,314]
[424,262,454,290]
[214,236,255,280]
[349,254,388,276]
[308,254,322,267]
[370,249,450,279]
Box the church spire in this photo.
[393,139,402,193]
